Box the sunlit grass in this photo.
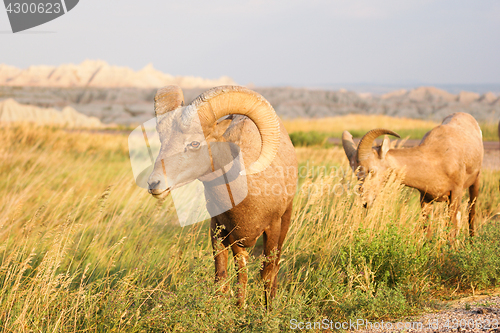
[283,115,439,134]
[0,124,499,332]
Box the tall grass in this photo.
[0,125,499,332]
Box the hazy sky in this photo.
[1,0,499,86]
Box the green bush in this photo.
[289,131,330,147]
[437,221,500,290]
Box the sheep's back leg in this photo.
[272,201,293,295]
[468,176,480,237]
[211,218,230,293]
[261,220,281,309]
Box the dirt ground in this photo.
[354,293,500,332]
[483,149,500,170]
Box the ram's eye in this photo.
[189,141,201,149]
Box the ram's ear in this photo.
[379,136,391,159]
[342,131,357,161]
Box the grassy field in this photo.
[0,122,499,332]
[283,115,500,146]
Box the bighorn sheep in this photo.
[342,112,483,237]
[147,85,297,306]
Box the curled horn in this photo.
[342,131,357,161]
[190,85,280,175]
[154,85,184,117]
[357,129,400,162]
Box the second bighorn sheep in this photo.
[342,112,483,237]
[147,85,297,306]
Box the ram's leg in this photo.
[448,189,463,239]
[271,201,293,297]
[468,176,480,237]
[420,193,433,239]
[261,221,281,309]
[231,243,249,307]
[211,218,230,293]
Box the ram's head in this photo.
[147,85,280,199]
[342,129,400,207]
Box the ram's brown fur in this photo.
[209,116,297,306]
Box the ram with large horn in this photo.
[342,112,483,237]
[147,85,297,306]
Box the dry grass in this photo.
[0,124,499,332]
[283,115,439,134]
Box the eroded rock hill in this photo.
[0,60,235,89]
[0,98,103,128]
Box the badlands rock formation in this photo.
[0,98,103,128]
[0,60,235,89]
[0,85,498,125]
[256,86,499,120]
